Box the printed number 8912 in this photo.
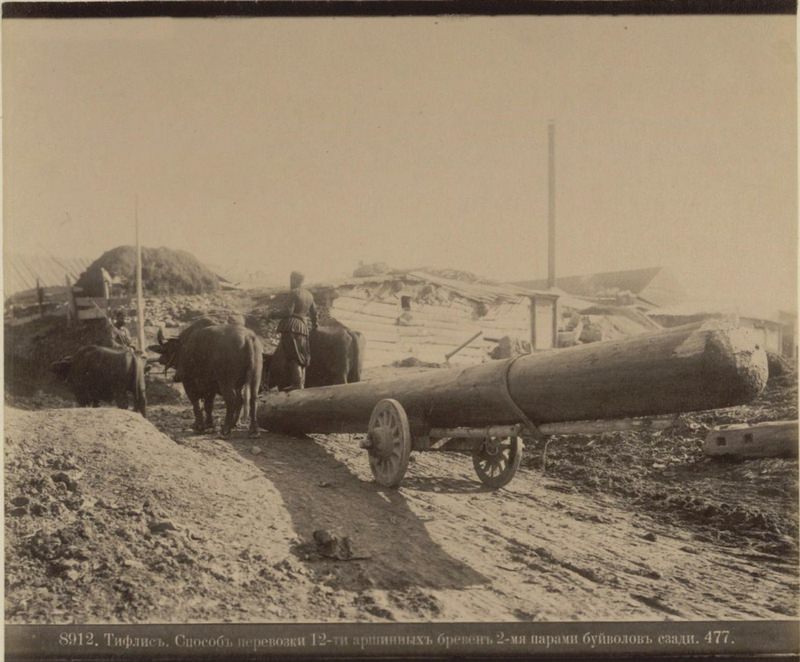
[59,632,95,646]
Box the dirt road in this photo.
[6,400,797,623]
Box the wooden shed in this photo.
[311,271,558,368]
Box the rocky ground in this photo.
[4,368,798,624]
[522,374,799,559]
[4,293,799,623]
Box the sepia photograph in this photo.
[3,2,798,658]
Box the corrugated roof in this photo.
[4,253,92,298]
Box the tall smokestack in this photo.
[547,121,556,289]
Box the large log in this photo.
[259,321,768,435]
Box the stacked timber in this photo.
[259,321,768,434]
[330,289,531,367]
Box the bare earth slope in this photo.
[5,402,797,623]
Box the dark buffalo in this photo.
[264,320,365,390]
[150,317,217,379]
[166,324,262,438]
[51,345,147,417]
[149,316,257,428]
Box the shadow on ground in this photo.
[230,432,489,592]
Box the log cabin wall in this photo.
[326,278,537,368]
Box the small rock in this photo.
[251,447,262,455]
[54,559,79,570]
[149,520,177,534]
[122,558,145,569]
[11,496,30,507]
[9,506,27,517]
[313,529,355,561]
[642,532,657,542]
[30,503,47,516]
[318,481,332,488]
[114,527,131,540]
[64,498,84,511]
[51,472,78,492]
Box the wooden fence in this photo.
[73,295,132,321]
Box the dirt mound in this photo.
[75,246,219,297]
[6,395,798,623]
[3,407,313,623]
[142,292,255,330]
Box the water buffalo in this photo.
[264,321,365,390]
[149,316,257,428]
[168,324,262,438]
[149,317,217,379]
[51,345,147,417]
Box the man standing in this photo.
[110,310,135,351]
[270,271,318,390]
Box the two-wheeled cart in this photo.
[260,322,767,488]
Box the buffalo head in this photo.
[147,327,181,375]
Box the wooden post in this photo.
[101,268,110,301]
[135,195,146,353]
[36,278,44,318]
[547,121,556,289]
[529,295,537,350]
[445,330,482,362]
[65,275,73,326]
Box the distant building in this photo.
[513,266,796,360]
[296,270,559,368]
[650,303,797,360]
[513,266,687,310]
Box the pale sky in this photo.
[3,16,797,312]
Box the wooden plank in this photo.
[704,420,798,458]
[334,296,513,328]
[408,306,473,323]
[75,296,131,308]
[331,308,401,327]
[479,324,530,338]
[404,338,486,350]
[361,337,401,347]
[539,416,678,436]
[332,297,400,318]
[398,318,472,333]
[332,317,401,335]
[337,307,483,336]
[334,297,477,325]
[359,331,400,344]
[77,308,109,320]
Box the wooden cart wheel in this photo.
[367,399,412,488]
[472,436,522,489]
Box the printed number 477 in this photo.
[704,630,730,644]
